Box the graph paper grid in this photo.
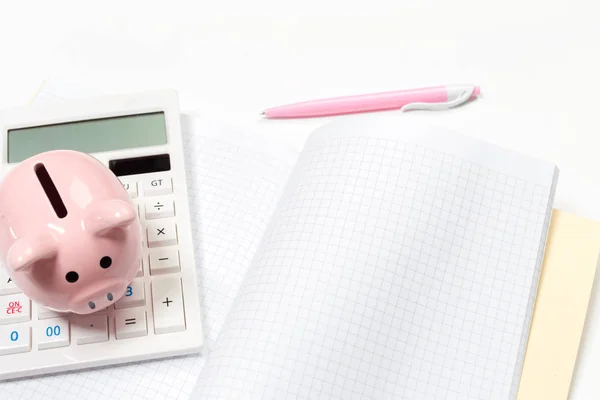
[192,119,557,399]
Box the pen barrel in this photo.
[264,86,448,118]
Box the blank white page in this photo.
[0,78,299,400]
[192,116,558,399]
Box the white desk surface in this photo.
[2,1,600,397]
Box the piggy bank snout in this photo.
[69,278,128,314]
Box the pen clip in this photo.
[400,86,475,112]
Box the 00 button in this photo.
[38,318,70,350]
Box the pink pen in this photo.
[261,84,481,119]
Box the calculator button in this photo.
[37,317,70,350]
[136,263,144,278]
[149,248,180,275]
[147,221,178,248]
[0,325,31,356]
[0,294,31,325]
[0,269,20,296]
[73,315,108,345]
[115,279,145,309]
[136,257,146,277]
[37,305,68,320]
[151,276,185,334]
[145,199,175,220]
[120,180,138,198]
[144,177,172,196]
[115,309,147,340]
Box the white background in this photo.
[1,1,600,397]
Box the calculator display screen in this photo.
[6,112,167,163]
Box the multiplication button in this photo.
[147,221,178,248]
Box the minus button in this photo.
[149,249,180,275]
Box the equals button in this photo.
[115,310,148,340]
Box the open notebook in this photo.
[191,116,558,399]
[0,83,558,399]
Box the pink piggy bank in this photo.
[0,150,142,314]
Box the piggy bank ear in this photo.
[7,233,58,272]
[84,199,137,237]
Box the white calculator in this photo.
[0,90,203,381]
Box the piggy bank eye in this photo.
[100,256,112,269]
[65,271,79,283]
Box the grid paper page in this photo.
[0,112,298,400]
[193,117,557,399]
